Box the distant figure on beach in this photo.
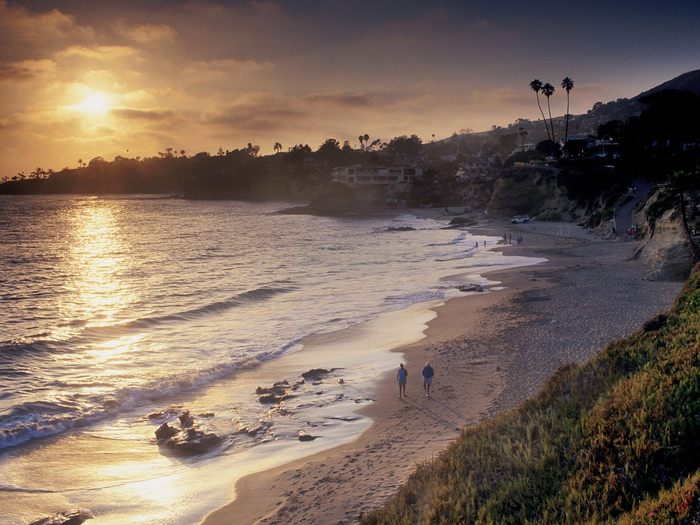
[475,241,478,248]
[397,363,408,399]
[422,362,434,398]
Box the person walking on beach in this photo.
[422,362,434,398]
[397,363,408,399]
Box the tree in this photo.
[363,133,369,149]
[561,77,574,145]
[317,138,342,163]
[669,168,700,262]
[273,142,282,154]
[245,143,260,157]
[358,135,365,150]
[530,79,551,141]
[519,127,528,152]
[386,135,423,159]
[542,82,556,143]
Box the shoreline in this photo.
[202,217,684,525]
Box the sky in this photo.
[1,0,699,177]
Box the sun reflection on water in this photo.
[61,201,137,327]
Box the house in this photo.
[331,165,423,193]
[455,154,498,181]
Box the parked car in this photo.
[511,215,530,224]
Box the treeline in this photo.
[0,135,429,200]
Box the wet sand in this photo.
[202,218,683,525]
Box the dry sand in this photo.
[202,218,682,525]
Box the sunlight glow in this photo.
[73,92,112,116]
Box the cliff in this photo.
[634,189,694,280]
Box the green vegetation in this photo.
[363,266,700,524]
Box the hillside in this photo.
[363,265,700,524]
[637,69,700,99]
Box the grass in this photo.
[362,267,700,525]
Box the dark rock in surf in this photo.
[29,509,94,525]
[178,411,195,428]
[298,431,318,442]
[457,283,484,293]
[386,226,415,232]
[164,428,222,455]
[155,423,179,441]
[301,368,335,381]
[448,216,477,227]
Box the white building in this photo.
[331,165,423,192]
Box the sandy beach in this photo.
[202,218,683,525]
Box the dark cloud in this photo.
[0,59,55,82]
[303,92,382,108]
[206,95,306,132]
[111,108,175,120]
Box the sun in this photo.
[73,92,112,116]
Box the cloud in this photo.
[205,93,306,132]
[0,1,94,59]
[111,108,175,121]
[116,22,177,45]
[303,92,377,108]
[181,58,273,84]
[0,59,56,83]
[56,45,141,61]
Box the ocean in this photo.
[0,195,541,524]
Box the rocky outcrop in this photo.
[279,183,376,216]
[457,283,484,293]
[635,206,692,280]
[154,411,222,455]
[486,166,580,221]
[29,510,93,525]
[256,379,303,404]
[447,216,477,227]
[634,191,693,280]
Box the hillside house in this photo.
[331,165,423,193]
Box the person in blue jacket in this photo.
[422,361,434,398]
[396,363,408,399]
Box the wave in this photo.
[384,289,446,307]
[427,231,467,247]
[0,285,294,357]
[0,339,299,450]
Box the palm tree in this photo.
[519,127,528,152]
[542,82,556,143]
[561,77,574,145]
[529,79,551,141]
[273,142,282,154]
[363,133,370,149]
[358,135,364,150]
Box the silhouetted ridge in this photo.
[635,68,700,99]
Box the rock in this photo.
[237,421,271,435]
[448,216,477,227]
[298,432,318,442]
[178,411,195,428]
[258,393,283,404]
[29,510,94,525]
[457,283,484,293]
[155,423,178,441]
[164,428,222,455]
[146,407,180,421]
[386,226,415,232]
[338,378,344,384]
[301,368,335,380]
[199,412,215,418]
